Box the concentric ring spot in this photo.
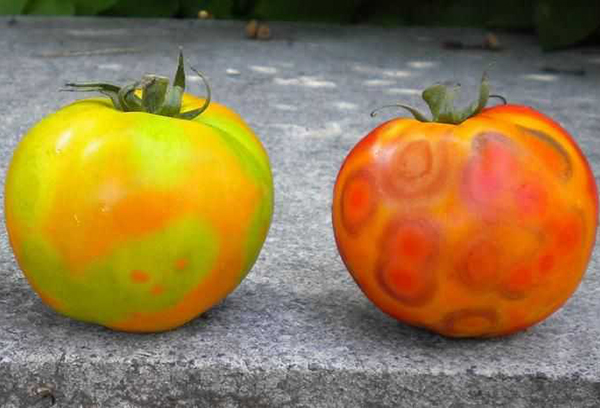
[463,132,520,209]
[457,238,501,291]
[441,308,499,336]
[516,125,572,181]
[340,169,377,235]
[376,218,440,306]
[382,138,449,198]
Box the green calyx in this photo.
[371,72,506,125]
[62,51,211,120]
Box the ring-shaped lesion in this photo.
[498,207,586,300]
[376,218,440,306]
[380,138,449,199]
[340,169,378,235]
[516,125,572,181]
[441,307,499,336]
[462,132,525,216]
[456,237,502,292]
[454,219,546,299]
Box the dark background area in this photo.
[1,1,599,51]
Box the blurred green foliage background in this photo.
[1,0,599,51]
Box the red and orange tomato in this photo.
[4,57,273,332]
[332,79,598,337]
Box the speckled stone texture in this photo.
[1,17,599,407]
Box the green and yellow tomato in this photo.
[5,55,273,332]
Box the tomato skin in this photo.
[5,93,273,332]
[332,104,597,337]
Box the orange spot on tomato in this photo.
[341,170,376,234]
[347,179,371,214]
[500,248,557,298]
[175,258,189,270]
[387,267,419,295]
[150,285,164,296]
[503,266,533,298]
[380,262,434,306]
[538,254,555,275]
[388,222,436,264]
[515,182,547,217]
[459,239,500,290]
[131,270,150,283]
[377,219,440,306]
[350,184,368,207]
[442,308,498,337]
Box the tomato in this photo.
[4,54,273,332]
[332,75,598,337]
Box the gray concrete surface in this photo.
[1,17,600,407]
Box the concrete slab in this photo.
[0,17,599,407]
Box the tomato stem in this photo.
[62,50,211,120]
[371,72,506,124]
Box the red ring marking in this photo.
[457,238,501,291]
[442,308,499,336]
[463,132,520,209]
[376,218,440,306]
[382,139,448,198]
[340,170,377,235]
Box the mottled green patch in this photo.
[197,120,273,282]
[5,151,41,231]
[205,121,273,196]
[239,189,274,282]
[126,113,196,189]
[6,98,121,231]
[19,236,65,310]
[200,122,273,283]
[198,116,272,184]
[20,217,219,325]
